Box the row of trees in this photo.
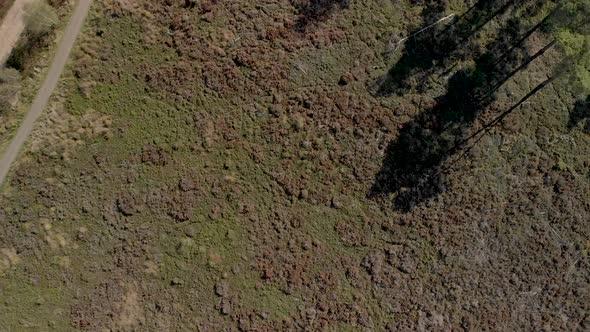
[370,0,589,210]
[456,0,589,153]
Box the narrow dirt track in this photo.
[0,0,92,186]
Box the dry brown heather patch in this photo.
[29,105,112,158]
[0,0,589,331]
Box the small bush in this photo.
[24,0,58,38]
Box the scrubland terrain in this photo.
[0,0,589,331]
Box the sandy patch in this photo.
[116,284,145,329]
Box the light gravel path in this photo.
[0,0,92,186]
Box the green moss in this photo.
[233,273,301,321]
[0,269,72,330]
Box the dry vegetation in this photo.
[0,0,589,331]
[0,0,69,152]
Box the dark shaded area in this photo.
[568,97,590,133]
[369,65,495,211]
[5,0,67,71]
[6,34,49,72]
[291,0,350,32]
[369,0,553,211]
[375,0,519,96]
[47,0,67,6]
[183,0,198,9]
[374,1,448,94]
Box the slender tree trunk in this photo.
[457,0,488,20]
[485,74,559,130]
[441,0,516,41]
[492,39,556,92]
[468,0,516,36]
[494,7,557,65]
[450,72,562,156]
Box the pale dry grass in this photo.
[0,247,21,275]
[115,283,145,329]
[29,100,113,160]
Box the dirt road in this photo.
[0,0,35,66]
[0,0,92,186]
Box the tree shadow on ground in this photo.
[568,97,590,133]
[290,0,350,32]
[6,33,49,72]
[375,0,518,96]
[369,1,552,212]
[368,66,495,211]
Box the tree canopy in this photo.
[551,0,590,93]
